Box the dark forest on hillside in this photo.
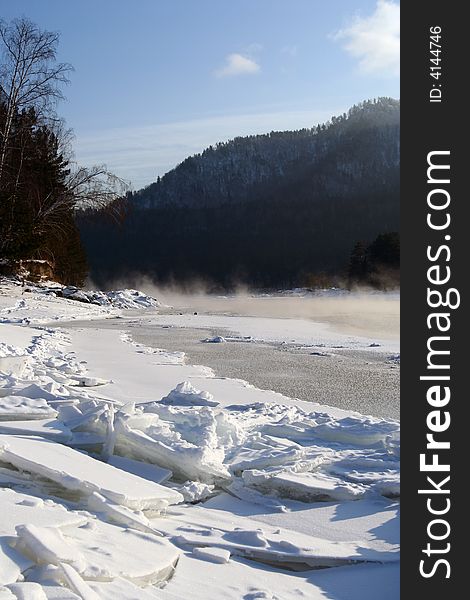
[79,98,400,290]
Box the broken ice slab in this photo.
[0,435,183,510]
[0,537,33,586]
[11,383,69,402]
[30,584,81,599]
[0,419,72,442]
[164,503,397,571]
[192,546,231,564]
[313,417,400,446]
[114,417,231,484]
[67,431,106,449]
[59,519,180,584]
[68,376,110,388]
[86,492,156,534]
[0,489,87,538]
[15,524,86,573]
[59,563,101,600]
[242,469,366,502]
[107,455,172,484]
[0,397,58,421]
[158,381,219,407]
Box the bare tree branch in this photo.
[0,17,73,184]
[66,164,130,211]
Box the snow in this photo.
[0,279,399,598]
[0,279,162,325]
[159,381,219,407]
[6,582,49,600]
[61,286,163,310]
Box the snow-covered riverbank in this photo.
[0,280,399,599]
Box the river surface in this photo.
[59,292,400,420]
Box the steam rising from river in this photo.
[86,276,400,340]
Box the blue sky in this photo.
[2,0,399,189]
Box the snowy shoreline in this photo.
[0,280,399,599]
[57,316,399,419]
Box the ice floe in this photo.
[0,435,183,510]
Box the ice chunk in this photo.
[0,538,33,586]
[0,435,183,510]
[229,435,310,474]
[61,520,180,584]
[224,529,268,548]
[159,382,219,407]
[107,455,172,484]
[0,419,72,442]
[0,489,87,537]
[114,413,230,483]
[169,481,215,503]
[0,397,57,421]
[171,518,383,569]
[314,417,400,446]
[242,469,366,502]
[13,383,66,402]
[15,525,86,572]
[87,492,160,534]
[59,564,100,600]
[68,376,110,388]
[192,547,231,564]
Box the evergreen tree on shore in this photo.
[0,18,126,284]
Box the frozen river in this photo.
[61,292,400,419]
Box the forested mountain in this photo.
[79,98,400,289]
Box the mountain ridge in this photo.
[131,97,399,210]
[79,97,400,289]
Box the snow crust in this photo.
[0,278,162,324]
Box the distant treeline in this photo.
[348,232,400,289]
[0,101,88,284]
[79,98,400,290]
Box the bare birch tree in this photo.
[0,17,72,185]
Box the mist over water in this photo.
[87,275,399,340]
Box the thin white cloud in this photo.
[215,53,260,77]
[245,42,263,54]
[73,107,343,189]
[334,0,400,76]
[281,45,298,57]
